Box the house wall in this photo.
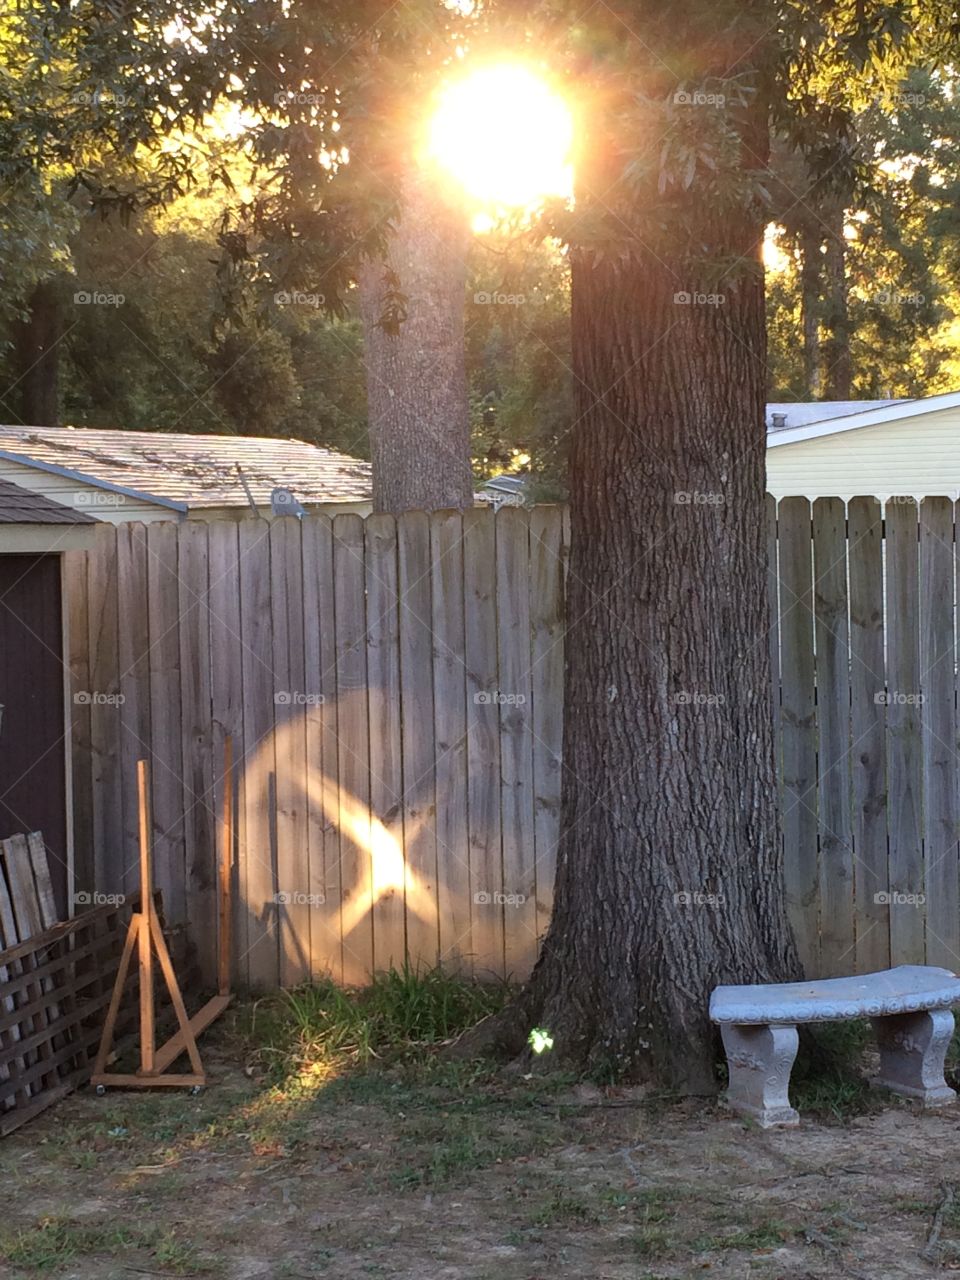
[766,405,960,499]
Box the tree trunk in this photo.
[820,210,851,399]
[14,279,61,426]
[799,224,822,398]
[487,227,801,1093]
[358,171,473,514]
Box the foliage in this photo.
[245,966,509,1081]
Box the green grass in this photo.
[243,965,509,1081]
[0,1217,219,1274]
[786,1020,876,1120]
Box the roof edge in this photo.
[766,391,960,447]
[0,450,190,513]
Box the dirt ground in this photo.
[3,1015,960,1279]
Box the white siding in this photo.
[0,457,175,524]
[766,406,960,499]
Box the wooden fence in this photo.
[65,507,566,989]
[64,497,960,988]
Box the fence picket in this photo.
[237,518,278,989]
[847,497,889,971]
[365,513,406,974]
[778,498,819,975]
[397,512,439,973]
[333,513,373,984]
[920,498,959,967]
[431,511,471,972]
[885,499,925,964]
[812,498,854,975]
[529,508,564,947]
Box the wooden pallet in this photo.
[0,900,126,1135]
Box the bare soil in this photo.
[3,1015,960,1279]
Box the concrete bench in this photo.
[710,965,960,1127]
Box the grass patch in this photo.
[789,1020,875,1119]
[0,1216,219,1274]
[243,965,508,1082]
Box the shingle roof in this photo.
[0,426,372,509]
[0,476,98,525]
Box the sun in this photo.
[428,64,573,210]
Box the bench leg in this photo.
[720,1023,799,1128]
[871,1010,957,1106]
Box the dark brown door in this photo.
[0,554,67,919]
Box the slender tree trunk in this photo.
[358,171,473,514]
[799,224,822,398]
[821,208,851,399]
[14,279,61,426]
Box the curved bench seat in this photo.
[710,965,960,1026]
[710,965,960,1128]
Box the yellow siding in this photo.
[766,406,960,499]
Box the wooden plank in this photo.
[365,513,406,974]
[64,548,93,899]
[431,510,471,973]
[145,523,185,928]
[812,498,854,975]
[333,513,373,983]
[270,518,311,987]
[767,495,782,815]
[237,517,279,989]
[116,523,152,906]
[462,508,504,978]
[847,497,890,972]
[138,765,155,1074]
[26,832,58,929]
[396,511,438,974]
[885,498,925,963]
[153,993,231,1074]
[86,524,123,900]
[529,507,564,951]
[496,508,538,979]
[920,497,960,967]
[301,515,342,982]
[177,522,217,985]
[207,523,245,985]
[777,497,819,975]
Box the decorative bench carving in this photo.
[710,965,960,1128]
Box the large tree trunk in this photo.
[14,279,61,426]
[358,171,473,514]
[473,206,801,1094]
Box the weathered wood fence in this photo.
[64,497,960,988]
[65,507,565,989]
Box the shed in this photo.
[0,478,98,919]
[0,425,373,524]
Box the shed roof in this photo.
[0,476,98,525]
[0,426,372,510]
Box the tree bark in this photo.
[799,223,822,398]
[358,171,473,514]
[470,196,802,1095]
[14,279,61,426]
[820,208,852,399]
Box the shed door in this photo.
[0,554,68,919]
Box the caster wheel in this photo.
[95,1084,106,1097]
[190,1086,204,1097]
